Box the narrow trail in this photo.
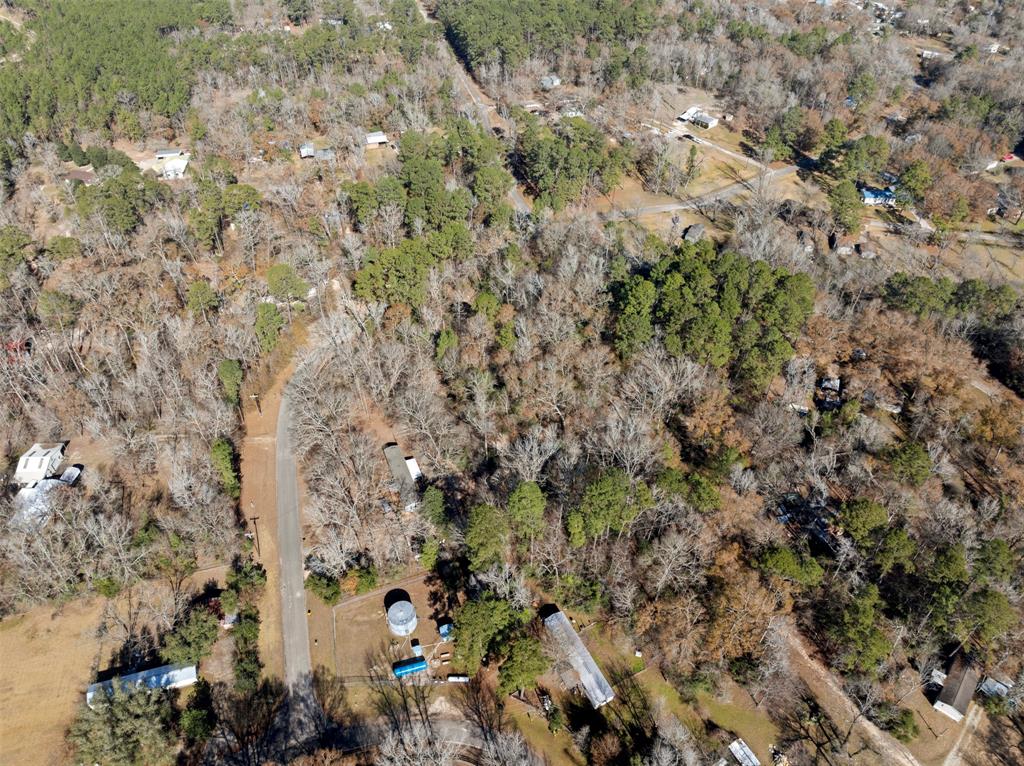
[412,0,531,214]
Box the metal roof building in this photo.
[728,738,761,766]
[383,443,421,511]
[543,608,614,708]
[14,443,64,485]
[86,664,198,708]
[934,656,980,722]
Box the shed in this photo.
[539,74,562,91]
[155,148,185,159]
[365,131,389,147]
[14,443,65,485]
[86,664,197,708]
[728,738,761,766]
[933,656,980,722]
[543,608,614,708]
[63,168,98,186]
[299,140,335,160]
[683,223,706,243]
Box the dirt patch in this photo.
[0,598,108,766]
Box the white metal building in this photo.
[543,609,614,708]
[14,443,64,485]
[86,664,198,708]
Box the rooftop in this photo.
[543,609,614,708]
[86,664,197,708]
[934,656,980,722]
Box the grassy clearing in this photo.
[697,688,780,762]
[508,703,582,766]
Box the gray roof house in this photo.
[299,141,336,161]
[383,443,422,511]
[543,608,614,708]
[934,656,980,722]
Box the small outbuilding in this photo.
[933,656,980,723]
[683,223,706,243]
[299,140,336,161]
[365,131,389,147]
[543,607,614,708]
[539,74,562,91]
[14,443,65,485]
[63,168,98,187]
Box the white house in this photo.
[86,664,198,709]
[365,131,389,147]
[154,153,191,180]
[691,112,719,129]
[539,74,562,91]
[14,443,64,485]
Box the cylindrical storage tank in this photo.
[387,599,417,636]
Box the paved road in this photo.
[275,392,322,740]
[602,165,799,220]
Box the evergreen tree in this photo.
[68,686,176,766]
[498,636,548,695]
[465,503,509,571]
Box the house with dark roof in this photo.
[383,443,422,512]
[933,656,980,722]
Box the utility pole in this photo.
[249,502,261,557]
[249,392,261,415]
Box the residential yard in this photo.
[308,569,453,683]
[0,598,108,766]
[507,699,583,766]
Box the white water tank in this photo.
[387,599,417,636]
